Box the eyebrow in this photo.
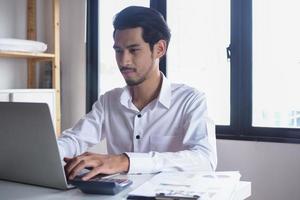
[113,44,141,49]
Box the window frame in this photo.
[86,0,99,112]
[87,0,300,143]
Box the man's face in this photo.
[113,27,158,86]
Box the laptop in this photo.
[0,102,71,189]
[0,102,133,194]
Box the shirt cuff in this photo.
[57,140,66,160]
[125,152,157,174]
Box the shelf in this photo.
[0,51,55,60]
[0,0,61,135]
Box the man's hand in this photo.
[64,152,129,181]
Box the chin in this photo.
[125,78,145,86]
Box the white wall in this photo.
[60,0,86,130]
[217,139,300,200]
[0,0,30,89]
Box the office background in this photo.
[0,0,300,199]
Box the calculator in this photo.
[68,174,133,195]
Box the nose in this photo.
[118,50,132,66]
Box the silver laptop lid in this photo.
[0,102,69,189]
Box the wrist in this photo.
[120,153,130,173]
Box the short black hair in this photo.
[113,6,171,51]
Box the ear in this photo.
[154,40,167,59]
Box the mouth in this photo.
[120,67,136,77]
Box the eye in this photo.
[129,48,140,54]
[114,48,123,54]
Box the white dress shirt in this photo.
[57,74,217,174]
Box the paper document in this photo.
[128,171,241,200]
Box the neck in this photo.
[130,70,162,111]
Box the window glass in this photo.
[98,1,149,94]
[253,0,300,128]
[167,0,231,125]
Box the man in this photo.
[58,6,217,181]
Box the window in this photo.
[88,0,300,143]
[167,0,230,125]
[252,0,300,129]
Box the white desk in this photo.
[0,174,251,200]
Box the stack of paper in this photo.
[128,171,241,200]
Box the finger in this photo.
[68,157,101,180]
[65,156,85,176]
[64,157,72,162]
[64,157,75,173]
[68,159,90,180]
[82,167,104,181]
[65,153,100,176]
[63,157,72,169]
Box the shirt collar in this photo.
[120,86,134,110]
[120,72,172,110]
[157,73,171,109]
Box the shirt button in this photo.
[137,114,142,118]
[136,135,140,139]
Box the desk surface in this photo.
[0,174,251,200]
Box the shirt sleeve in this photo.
[57,96,105,159]
[126,92,217,174]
